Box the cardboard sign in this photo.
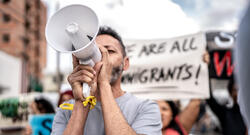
[29,114,55,135]
[121,32,209,99]
[206,31,236,79]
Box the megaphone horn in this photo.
[45,4,101,98]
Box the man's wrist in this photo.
[74,100,90,109]
[98,81,111,91]
[98,80,110,86]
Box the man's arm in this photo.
[52,55,100,135]
[63,101,89,135]
[99,82,138,135]
[97,46,139,135]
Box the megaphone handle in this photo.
[79,59,94,98]
[82,83,91,98]
[79,59,95,67]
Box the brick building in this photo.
[0,0,47,93]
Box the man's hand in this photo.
[67,55,100,101]
[97,46,113,84]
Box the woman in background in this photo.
[23,97,55,135]
[57,90,73,107]
[157,99,201,135]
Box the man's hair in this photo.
[97,26,126,57]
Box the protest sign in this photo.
[121,32,209,99]
[206,31,236,79]
[29,114,55,135]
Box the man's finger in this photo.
[72,65,96,75]
[99,46,109,62]
[72,76,94,84]
[71,70,95,80]
[72,54,79,69]
[93,62,103,81]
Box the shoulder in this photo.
[165,128,180,135]
[51,100,74,135]
[123,93,161,117]
[125,93,160,110]
[124,93,162,135]
[54,99,74,121]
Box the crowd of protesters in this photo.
[20,24,247,135]
[1,2,250,135]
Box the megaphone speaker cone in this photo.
[45,4,99,53]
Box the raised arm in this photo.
[53,55,100,135]
[179,99,201,133]
[97,46,139,135]
[62,101,89,135]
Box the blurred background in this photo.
[0,0,248,135]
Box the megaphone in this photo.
[45,4,101,98]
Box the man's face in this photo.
[95,34,125,83]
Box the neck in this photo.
[110,79,125,98]
[96,78,125,101]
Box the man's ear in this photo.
[123,56,129,71]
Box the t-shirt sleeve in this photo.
[51,107,70,135]
[131,100,162,135]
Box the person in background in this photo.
[31,97,55,114]
[203,51,247,135]
[57,90,73,107]
[207,76,247,135]
[157,99,201,135]
[23,97,55,135]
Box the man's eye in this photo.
[108,50,115,53]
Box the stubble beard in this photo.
[110,64,123,84]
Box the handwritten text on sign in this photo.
[121,33,209,99]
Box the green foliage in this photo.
[0,98,19,118]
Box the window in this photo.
[24,20,30,29]
[2,34,10,43]
[2,13,11,23]
[2,0,10,4]
[25,3,31,12]
[22,37,30,45]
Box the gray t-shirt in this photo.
[51,92,162,135]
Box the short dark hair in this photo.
[97,26,126,57]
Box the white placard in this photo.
[121,32,209,100]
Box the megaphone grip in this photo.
[82,83,91,98]
[79,59,95,67]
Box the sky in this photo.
[41,0,248,74]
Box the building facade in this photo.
[0,0,47,93]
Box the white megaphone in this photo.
[45,4,101,98]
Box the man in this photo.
[51,26,162,135]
